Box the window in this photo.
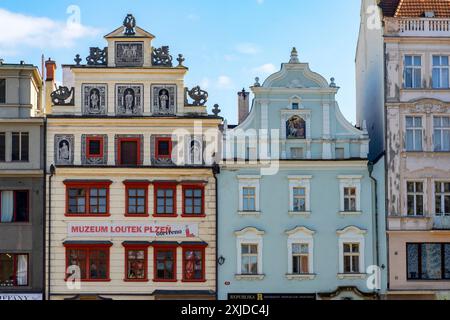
[343,243,360,273]
[433,56,449,89]
[338,226,366,275]
[153,245,177,282]
[124,181,149,216]
[0,190,29,223]
[0,133,5,162]
[335,148,345,159]
[123,244,149,282]
[182,185,204,216]
[155,137,172,159]
[407,243,450,280]
[0,254,28,287]
[242,187,256,212]
[339,176,362,213]
[11,132,29,162]
[406,116,423,151]
[235,227,264,277]
[288,176,311,214]
[118,137,140,166]
[344,187,357,212]
[86,137,104,158]
[241,244,258,275]
[404,55,422,89]
[407,182,424,216]
[65,244,111,281]
[286,227,314,276]
[0,79,5,104]
[434,116,450,152]
[293,188,306,212]
[65,181,111,216]
[154,183,177,217]
[290,148,304,159]
[292,244,309,274]
[435,182,450,216]
[182,245,206,282]
[292,103,299,110]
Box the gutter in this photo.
[47,164,55,300]
[212,163,220,301]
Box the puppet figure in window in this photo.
[59,140,70,162]
[159,89,169,110]
[190,140,202,165]
[124,89,135,114]
[287,116,306,139]
[185,250,195,280]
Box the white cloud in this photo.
[235,43,261,55]
[200,77,211,89]
[256,0,264,4]
[217,76,234,89]
[0,9,100,56]
[252,63,277,75]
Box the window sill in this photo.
[124,279,149,282]
[337,273,367,280]
[339,211,362,216]
[65,214,111,218]
[182,279,207,283]
[153,279,178,283]
[238,211,261,216]
[286,274,316,281]
[152,214,178,218]
[65,279,111,282]
[125,214,150,218]
[181,214,207,218]
[0,222,31,225]
[289,211,311,217]
[235,274,265,281]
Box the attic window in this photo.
[424,11,435,18]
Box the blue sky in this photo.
[0,0,361,124]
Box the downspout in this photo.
[42,118,47,300]
[212,163,220,301]
[368,161,380,297]
[47,164,55,300]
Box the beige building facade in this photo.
[45,16,221,300]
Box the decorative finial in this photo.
[177,54,185,67]
[289,47,299,64]
[254,77,261,87]
[0,58,4,65]
[212,104,221,116]
[123,14,136,36]
[74,54,82,66]
[330,77,337,88]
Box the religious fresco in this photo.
[286,115,306,139]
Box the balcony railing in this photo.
[385,18,450,37]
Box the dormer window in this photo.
[424,11,435,18]
[292,103,299,110]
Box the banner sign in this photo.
[68,222,199,238]
[0,294,43,301]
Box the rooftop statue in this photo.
[123,14,136,36]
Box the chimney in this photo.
[44,58,57,114]
[238,88,250,125]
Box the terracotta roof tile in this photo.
[395,0,450,18]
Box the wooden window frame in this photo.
[123,243,150,282]
[155,137,173,159]
[181,244,206,282]
[64,181,112,217]
[0,190,30,223]
[153,244,177,282]
[117,137,141,166]
[86,136,104,159]
[11,132,29,162]
[0,253,29,287]
[123,181,150,217]
[64,243,112,282]
[181,184,205,217]
[0,132,5,162]
[153,182,177,218]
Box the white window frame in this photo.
[433,116,450,152]
[404,55,422,89]
[337,226,366,277]
[434,181,450,216]
[338,176,362,214]
[432,55,450,89]
[235,227,264,279]
[286,227,315,279]
[238,176,261,215]
[405,116,423,152]
[406,180,425,217]
[288,176,312,215]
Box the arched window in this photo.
[286,116,306,139]
[190,139,202,165]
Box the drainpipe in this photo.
[42,118,47,300]
[47,164,55,300]
[212,163,220,301]
[368,161,380,298]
